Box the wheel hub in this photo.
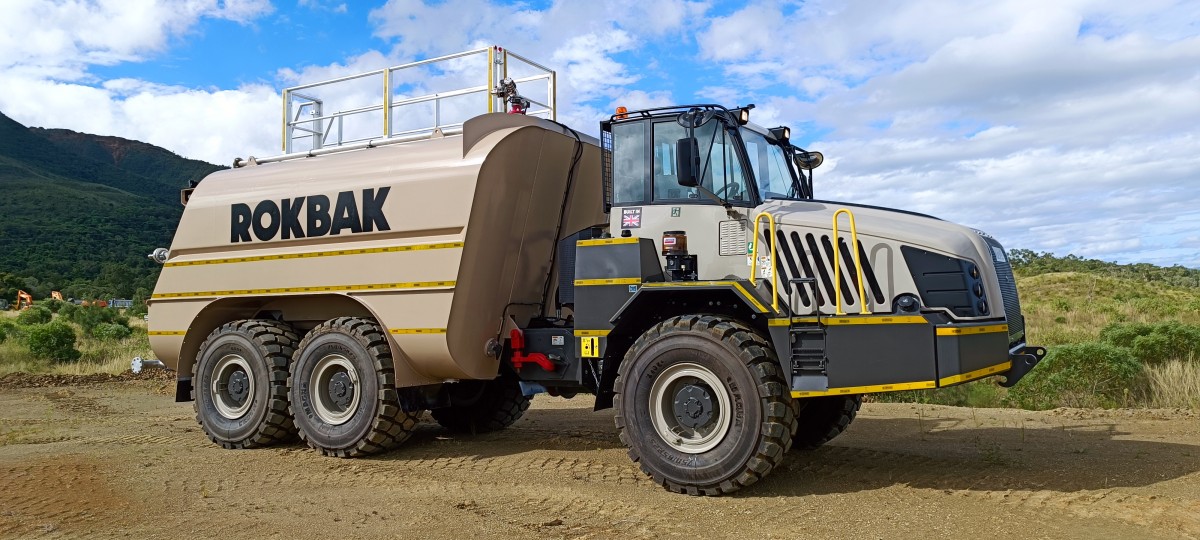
[648,362,733,454]
[309,354,361,425]
[327,372,355,409]
[673,384,714,429]
[227,371,250,404]
[210,354,255,420]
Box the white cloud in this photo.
[0,74,280,164]
[0,0,1196,267]
[363,0,709,129]
[693,0,1200,266]
[0,0,272,80]
[0,0,278,164]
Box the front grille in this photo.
[981,235,1026,346]
[901,246,979,318]
[767,228,884,311]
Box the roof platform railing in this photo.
[281,45,557,154]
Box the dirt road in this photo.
[1,376,1198,539]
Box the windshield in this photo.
[741,128,800,200]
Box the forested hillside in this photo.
[0,112,222,302]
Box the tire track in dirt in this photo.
[0,456,129,539]
[41,390,112,417]
[779,445,1200,537]
[455,494,678,540]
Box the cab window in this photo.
[651,120,749,203]
[612,121,646,204]
[742,129,797,200]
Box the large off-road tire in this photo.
[288,317,419,457]
[614,315,797,496]
[791,395,862,450]
[431,370,530,434]
[192,319,299,449]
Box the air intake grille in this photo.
[600,126,613,213]
[981,236,1026,346]
[766,228,884,311]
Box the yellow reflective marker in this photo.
[581,337,599,358]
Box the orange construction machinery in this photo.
[14,290,33,310]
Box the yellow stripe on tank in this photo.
[163,241,464,267]
[151,280,456,299]
[388,328,448,335]
[147,330,187,336]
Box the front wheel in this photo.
[288,317,419,457]
[614,315,796,496]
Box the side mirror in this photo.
[676,137,700,187]
[794,150,824,170]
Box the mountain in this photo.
[0,111,222,301]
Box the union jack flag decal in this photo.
[621,207,642,229]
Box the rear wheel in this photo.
[288,317,419,457]
[791,395,861,450]
[192,320,299,449]
[431,370,530,434]
[614,315,796,496]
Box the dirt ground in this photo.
[1,376,1198,540]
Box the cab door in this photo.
[609,118,755,280]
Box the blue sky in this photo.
[1,0,1198,268]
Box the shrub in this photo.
[1129,322,1200,364]
[26,322,81,362]
[41,298,65,313]
[66,305,127,335]
[58,302,79,320]
[1099,322,1154,348]
[1101,321,1200,364]
[1007,342,1143,410]
[0,320,21,342]
[92,322,132,341]
[16,306,52,326]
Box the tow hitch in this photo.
[1000,346,1046,387]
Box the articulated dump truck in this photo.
[148,46,1044,495]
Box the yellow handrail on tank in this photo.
[487,46,495,113]
[750,212,780,313]
[832,208,871,315]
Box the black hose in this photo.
[539,121,584,315]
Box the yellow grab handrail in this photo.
[832,208,872,315]
[486,46,495,113]
[750,212,780,313]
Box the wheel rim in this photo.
[309,354,361,425]
[211,354,255,420]
[648,362,732,454]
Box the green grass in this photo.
[877,271,1200,409]
[0,310,150,376]
[1020,272,1200,347]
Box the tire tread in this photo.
[193,319,300,449]
[613,315,797,496]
